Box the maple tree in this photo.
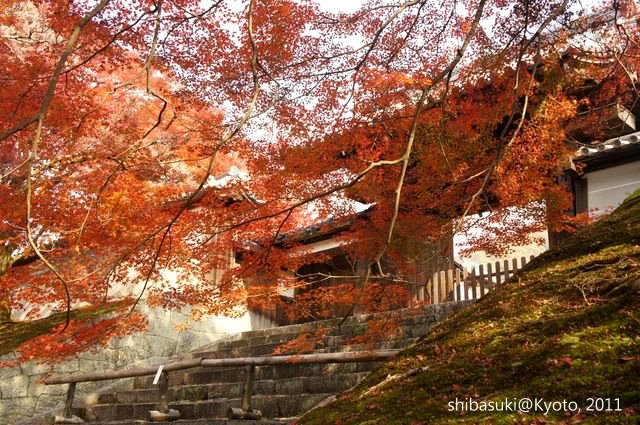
[1,0,638,362]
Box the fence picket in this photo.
[432,271,437,304]
[431,274,437,304]
[504,259,510,281]
[478,265,485,298]
[424,279,429,303]
[470,268,478,300]
[438,270,447,303]
[455,268,462,301]
[427,254,538,304]
[486,263,493,291]
[433,270,440,304]
[462,268,469,302]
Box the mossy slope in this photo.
[0,302,122,357]
[300,192,640,425]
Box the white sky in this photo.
[317,0,365,12]
[218,0,367,13]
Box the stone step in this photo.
[100,371,369,405]
[133,359,380,389]
[195,332,365,357]
[319,337,418,352]
[90,419,292,425]
[193,308,440,353]
[78,308,459,423]
[193,334,417,360]
[78,393,332,422]
[23,307,472,425]
[97,388,162,404]
[233,320,427,348]
[207,372,369,397]
[208,322,434,358]
[195,342,297,360]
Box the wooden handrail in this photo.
[45,358,203,385]
[45,349,401,423]
[45,349,400,385]
[200,349,400,367]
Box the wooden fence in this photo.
[416,255,536,304]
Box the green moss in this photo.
[624,188,640,203]
[0,302,123,357]
[300,193,640,424]
[175,385,209,401]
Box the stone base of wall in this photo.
[1,300,474,425]
[0,304,252,425]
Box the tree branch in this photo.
[0,0,112,143]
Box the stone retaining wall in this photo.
[0,300,473,425]
[0,305,252,425]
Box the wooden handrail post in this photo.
[53,382,84,423]
[241,364,255,412]
[158,372,169,414]
[63,382,76,418]
[228,365,262,420]
[149,370,180,422]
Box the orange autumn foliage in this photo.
[1,0,639,362]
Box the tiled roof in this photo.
[574,131,640,159]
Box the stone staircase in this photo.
[71,303,469,424]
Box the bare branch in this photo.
[375,0,488,269]
[123,0,264,318]
[0,0,112,143]
[461,0,570,218]
[25,120,73,331]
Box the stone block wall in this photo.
[0,305,252,425]
[0,300,474,425]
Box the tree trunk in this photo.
[1,244,14,322]
[0,303,10,322]
[0,238,45,322]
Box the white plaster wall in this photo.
[585,161,640,217]
[455,230,548,272]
